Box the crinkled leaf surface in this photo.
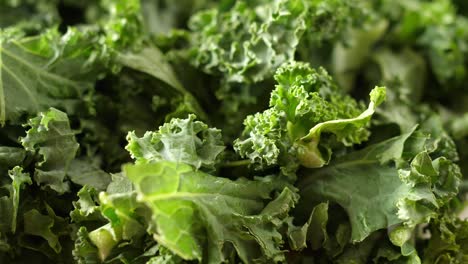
[0,28,105,125]
[298,127,461,242]
[21,108,79,193]
[126,114,225,171]
[125,161,295,263]
[235,62,384,171]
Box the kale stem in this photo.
[221,159,251,167]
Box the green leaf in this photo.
[126,114,225,171]
[235,62,384,171]
[403,0,468,86]
[287,202,329,251]
[189,0,308,84]
[306,202,330,250]
[100,0,143,51]
[140,0,211,36]
[88,224,119,262]
[70,186,102,223]
[422,216,468,263]
[388,225,417,257]
[0,0,60,33]
[184,0,362,140]
[88,191,146,261]
[233,108,286,169]
[0,146,26,173]
[118,46,185,93]
[372,241,409,263]
[106,173,133,194]
[8,166,31,233]
[125,161,295,263]
[21,108,79,193]
[67,158,111,191]
[0,28,106,125]
[334,232,382,264]
[23,205,67,254]
[117,46,207,120]
[73,227,100,264]
[332,20,388,91]
[189,0,360,86]
[372,48,427,104]
[0,166,31,235]
[297,86,386,168]
[298,127,461,242]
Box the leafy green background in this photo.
[0,0,467,263]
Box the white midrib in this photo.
[142,191,258,203]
